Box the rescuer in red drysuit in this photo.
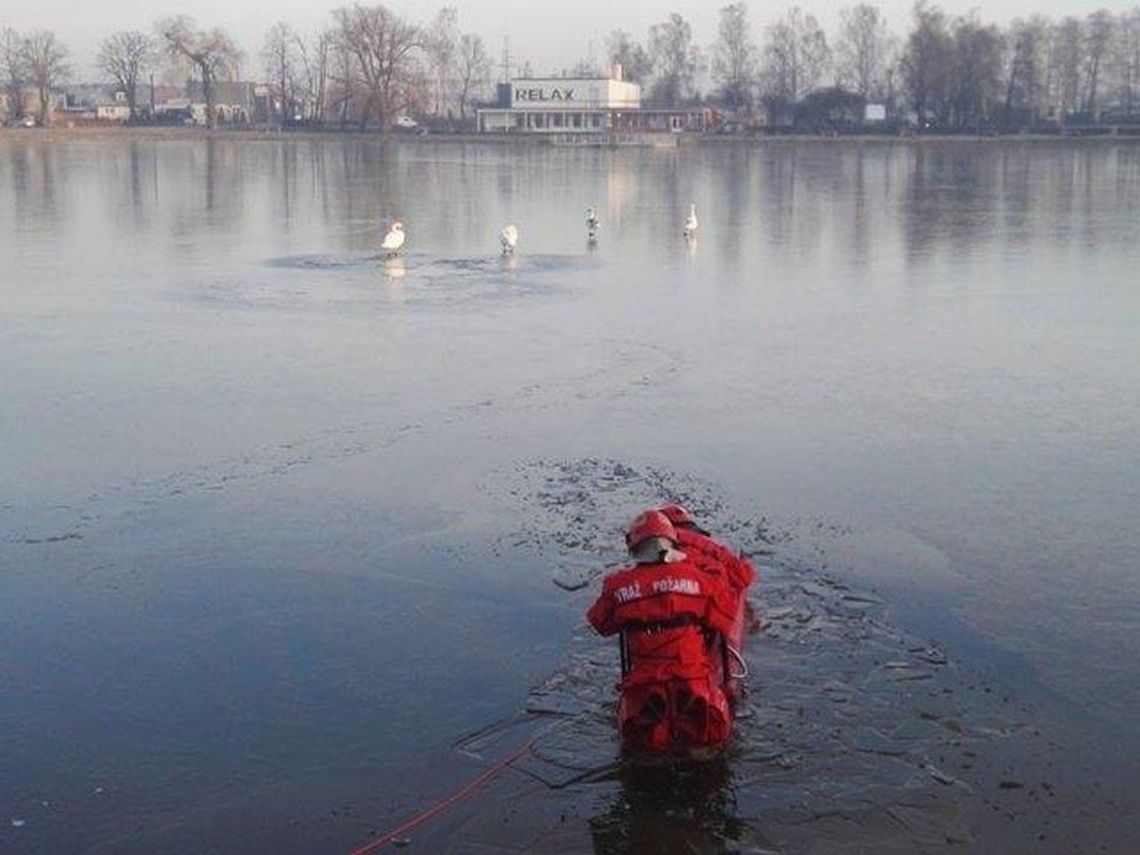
[587,510,743,755]
[657,504,757,596]
[657,504,758,688]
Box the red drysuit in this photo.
[587,555,743,753]
[674,527,757,593]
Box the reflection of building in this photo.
[477,66,710,136]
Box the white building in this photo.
[478,68,641,135]
[95,94,131,123]
[477,66,712,136]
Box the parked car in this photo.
[392,115,418,131]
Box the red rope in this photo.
[348,741,534,855]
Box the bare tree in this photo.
[157,16,241,129]
[1051,17,1084,118]
[426,5,458,118]
[296,28,333,126]
[565,58,603,77]
[1114,8,1140,115]
[263,21,301,126]
[455,33,489,123]
[712,2,757,108]
[606,30,652,83]
[21,31,69,126]
[1,28,27,123]
[97,31,155,122]
[326,38,358,129]
[762,7,830,102]
[332,3,424,132]
[1083,9,1115,118]
[1003,16,1050,128]
[901,1,953,127]
[836,4,893,98]
[648,13,700,105]
[947,15,1004,131]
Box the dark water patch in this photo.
[188,267,563,314]
[402,457,1135,854]
[432,253,593,275]
[13,531,83,545]
[482,457,779,571]
[266,251,592,274]
[1,503,91,548]
[264,251,393,271]
[235,252,592,311]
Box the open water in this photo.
[1,136,1138,853]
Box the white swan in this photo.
[381,221,406,257]
[683,204,698,238]
[500,224,519,255]
[586,206,600,241]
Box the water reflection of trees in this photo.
[7,138,1135,282]
[902,142,1140,269]
[903,145,996,266]
[589,758,748,854]
[124,142,158,230]
[1,142,63,229]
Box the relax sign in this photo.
[514,87,576,103]
[505,78,637,110]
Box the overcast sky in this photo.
[4,0,1135,81]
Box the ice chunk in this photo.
[552,564,597,591]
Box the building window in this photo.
[572,113,582,129]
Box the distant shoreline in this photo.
[2,125,1138,145]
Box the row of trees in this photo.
[5,3,1140,132]
[612,2,1140,130]
[602,5,892,107]
[903,5,1140,129]
[2,4,492,130]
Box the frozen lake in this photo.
[2,136,1138,852]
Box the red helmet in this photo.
[626,510,678,549]
[657,504,695,527]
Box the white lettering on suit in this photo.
[614,583,641,603]
[652,577,700,595]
